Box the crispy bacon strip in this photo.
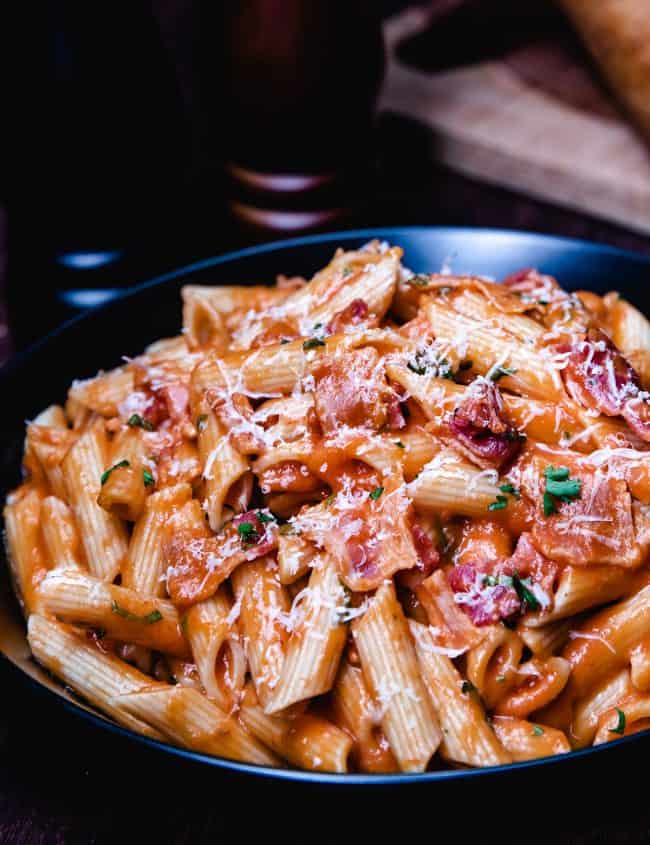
[446,379,521,469]
[559,328,650,441]
[165,511,278,605]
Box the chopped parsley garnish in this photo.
[279,523,295,536]
[111,601,162,624]
[369,486,384,501]
[500,483,520,498]
[489,365,517,382]
[609,708,626,735]
[128,414,154,431]
[543,465,581,516]
[303,337,326,351]
[257,510,274,524]
[439,359,455,379]
[101,460,130,485]
[237,522,258,544]
[313,322,323,331]
[531,725,544,737]
[395,440,405,449]
[488,495,508,512]
[342,265,354,278]
[143,469,155,487]
[323,494,335,506]
[512,571,540,612]
[461,680,475,695]
[407,274,431,288]
[197,414,208,431]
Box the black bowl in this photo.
[2,226,650,790]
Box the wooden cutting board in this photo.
[380,5,650,235]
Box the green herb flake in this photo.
[488,494,508,512]
[101,460,130,486]
[143,469,155,487]
[128,414,154,431]
[197,414,208,431]
[532,725,544,737]
[499,483,520,498]
[180,615,189,636]
[278,523,295,536]
[342,265,354,278]
[257,511,274,524]
[395,440,405,449]
[111,601,162,625]
[302,337,326,351]
[461,680,475,695]
[237,522,258,544]
[489,365,517,382]
[512,571,540,612]
[609,708,626,735]
[323,494,335,507]
[543,465,581,516]
[369,486,384,501]
[407,359,427,376]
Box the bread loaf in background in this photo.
[559,0,650,142]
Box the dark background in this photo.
[3,2,650,841]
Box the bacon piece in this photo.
[311,348,388,434]
[519,449,643,567]
[398,520,440,591]
[212,392,267,454]
[325,299,374,335]
[496,533,557,600]
[165,512,277,605]
[559,329,650,441]
[446,379,521,469]
[448,564,521,627]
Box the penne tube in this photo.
[123,483,193,597]
[240,684,352,772]
[3,487,47,615]
[450,288,545,344]
[410,621,511,767]
[525,565,637,627]
[466,626,525,710]
[423,299,565,400]
[331,658,398,773]
[630,638,650,692]
[352,582,441,772]
[231,558,291,708]
[184,589,247,712]
[493,657,571,718]
[32,404,68,428]
[41,496,86,571]
[265,556,347,714]
[68,366,135,417]
[560,581,650,703]
[108,426,149,469]
[26,423,77,499]
[112,684,278,766]
[491,716,571,761]
[409,449,502,517]
[61,420,129,581]
[571,668,632,747]
[182,288,229,351]
[97,463,147,522]
[198,410,249,532]
[518,618,574,659]
[37,569,190,658]
[27,614,165,739]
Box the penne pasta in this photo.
[352,583,441,772]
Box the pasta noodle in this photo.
[6,243,650,772]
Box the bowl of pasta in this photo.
[3,226,650,783]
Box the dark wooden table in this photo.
[2,114,650,843]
